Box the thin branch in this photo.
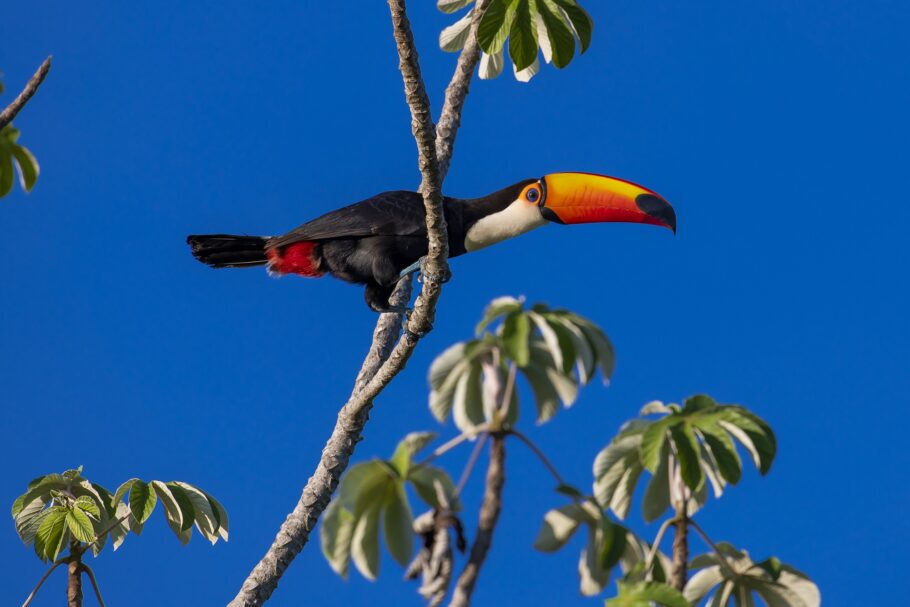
[435,0,491,180]
[455,433,489,496]
[689,518,739,578]
[93,511,131,542]
[448,433,506,607]
[21,558,67,607]
[81,564,107,607]
[416,425,489,468]
[0,57,52,131]
[227,1,488,603]
[508,428,571,489]
[644,517,675,577]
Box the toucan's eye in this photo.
[526,187,540,203]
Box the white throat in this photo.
[464,200,547,252]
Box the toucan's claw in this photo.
[418,256,452,285]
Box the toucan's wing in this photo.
[268,191,429,248]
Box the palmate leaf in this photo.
[390,431,437,477]
[607,581,690,607]
[684,546,820,607]
[0,125,40,197]
[439,0,593,81]
[34,506,68,562]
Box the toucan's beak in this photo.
[540,172,676,234]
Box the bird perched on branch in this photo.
[187,172,675,312]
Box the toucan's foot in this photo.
[418,257,452,284]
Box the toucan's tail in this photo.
[187,234,270,268]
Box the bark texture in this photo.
[449,434,506,607]
[227,2,489,604]
[0,57,51,131]
[669,515,689,591]
[67,558,82,607]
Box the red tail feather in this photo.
[266,241,324,277]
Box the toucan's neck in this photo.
[453,179,545,253]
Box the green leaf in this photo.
[720,407,777,474]
[73,496,101,519]
[684,565,725,604]
[599,517,627,570]
[202,490,229,542]
[670,422,704,491]
[608,580,691,607]
[642,444,671,522]
[593,434,643,519]
[479,48,506,79]
[172,482,219,543]
[551,316,595,382]
[383,484,413,566]
[553,0,593,53]
[321,500,355,578]
[15,498,49,545]
[11,144,39,192]
[528,311,568,372]
[438,0,474,14]
[440,9,475,52]
[391,432,436,477]
[35,507,68,562]
[509,0,539,71]
[573,317,615,380]
[340,461,395,517]
[640,400,673,416]
[0,152,13,197]
[351,504,381,580]
[538,0,576,68]
[533,503,586,552]
[66,507,96,543]
[477,0,518,55]
[579,525,611,596]
[113,478,139,508]
[150,481,188,544]
[428,342,470,422]
[521,360,561,423]
[640,417,675,473]
[408,465,460,511]
[128,480,157,525]
[697,422,742,485]
[109,502,132,550]
[165,483,196,532]
[453,358,487,432]
[502,311,531,366]
[683,394,717,413]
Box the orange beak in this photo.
[539,172,676,234]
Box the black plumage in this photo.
[188,180,534,311]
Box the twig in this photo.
[0,57,52,131]
[21,558,67,607]
[435,0,491,179]
[455,433,489,496]
[227,1,488,603]
[93,511,131,541]
[81,564,107,607]
[448,433,506,607]
[416,425,489,468]
[508,428,571,489]
[644,517,675,577]
[689,518,739,578]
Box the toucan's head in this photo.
[463,172,675,252]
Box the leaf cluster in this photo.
[11,467,227,563]
[428,296,614,432]
[438,0,593,81]
[0,124,39,197]
[321,433,459,581]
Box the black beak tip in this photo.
[636,193,676,235]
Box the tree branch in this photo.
[21,558,66,607]
[435,0,490,180]
[227,2,490,604]
[0,57,52,131]
[448,433,506,607]
[81,564,106,607]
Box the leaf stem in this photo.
[644,517,675,577]
[688,518,739,578]
[81,564,106,607]
[415,425,489,468]
[507,428,571,489]
[455,433,489,496]
[21,558,67,607]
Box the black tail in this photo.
[187,234,270,268]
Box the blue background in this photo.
[2,1,907,605]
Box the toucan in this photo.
[187,172,676,312]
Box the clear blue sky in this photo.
[2,1,907,605]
